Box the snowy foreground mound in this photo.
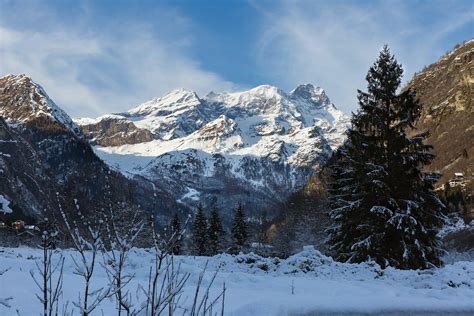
[1,246,473,315]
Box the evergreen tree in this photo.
[192,205,208,256]
[208,207,225,255]
[232,203,248,248]
[170,213,182,255]
[328,45,444,269]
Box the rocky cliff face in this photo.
[77,84,349,218]
[406,40,474,187]
[0,74,177,224]
[79,115,158,146]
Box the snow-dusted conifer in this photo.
[208,208,225,255]
[328,46,444,269]
[231,203,248,248]
[192,205,208,256]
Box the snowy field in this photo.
[1,246,473,315]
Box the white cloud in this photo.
[1,1,471,117]
[0,12,238,118]
[254,0,473,113]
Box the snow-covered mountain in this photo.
[77,84,349,216]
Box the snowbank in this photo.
[0,246,473,315]
[0,195,13,214]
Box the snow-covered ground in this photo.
[439,214,474,238]
[0,246,473,315]
[0,194,13,214]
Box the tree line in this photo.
[168,203,249,256]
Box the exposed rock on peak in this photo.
[0,74,81,137]
[290,83,329,107]
[197,115,238,139]
[78,115,157,146]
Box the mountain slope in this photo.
[0,74,176,224]
[406,40,474,187]
[77,84,349,218]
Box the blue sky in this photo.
[0,0,472,117]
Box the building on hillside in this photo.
[12,220,25,231]
[449,172,466,188]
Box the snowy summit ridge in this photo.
[77,83,349,213]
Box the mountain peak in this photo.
[0,74,81,137]
[127,88,201,116]
[156,88,200,103]
[79,81,349,146]
[164,87,199,99]
[291,83,323,96]
[2,73,33,83]
[77,81,349,212]
[290,83,330,106]
[248,84,285,97]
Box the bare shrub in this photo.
[30,218,65,316]
[58,194,115,316]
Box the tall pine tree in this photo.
[192,204,208,256]
[328,45,444,269]
[232,203,248,248]
[208,207,225,255]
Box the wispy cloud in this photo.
[254,0,473,113]
[0,1,471,117]
[0,3,238,117]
